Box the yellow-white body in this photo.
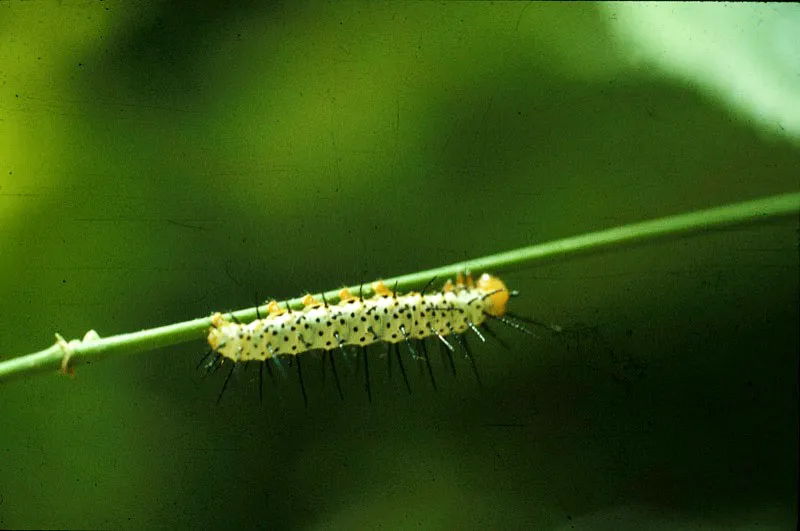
[207,273,509,362]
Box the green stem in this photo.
[2,191,798,382]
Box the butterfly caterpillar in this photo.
[204,272,541,403]
[208,272,509,360]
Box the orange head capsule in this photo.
[476,273,509,316]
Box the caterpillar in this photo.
[203,272,544,403]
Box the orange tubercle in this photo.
[373,281,391,297]
[210,312,226,328]
[267,301,283,315]
[339,288,355,301]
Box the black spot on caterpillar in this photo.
[204,272,548,404]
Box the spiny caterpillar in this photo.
[203,272,543,404]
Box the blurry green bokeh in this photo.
[1,2,797,529]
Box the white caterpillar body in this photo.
[207,273,510,363]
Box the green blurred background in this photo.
[1,2,797,529]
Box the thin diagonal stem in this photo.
[1,191,797,382]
